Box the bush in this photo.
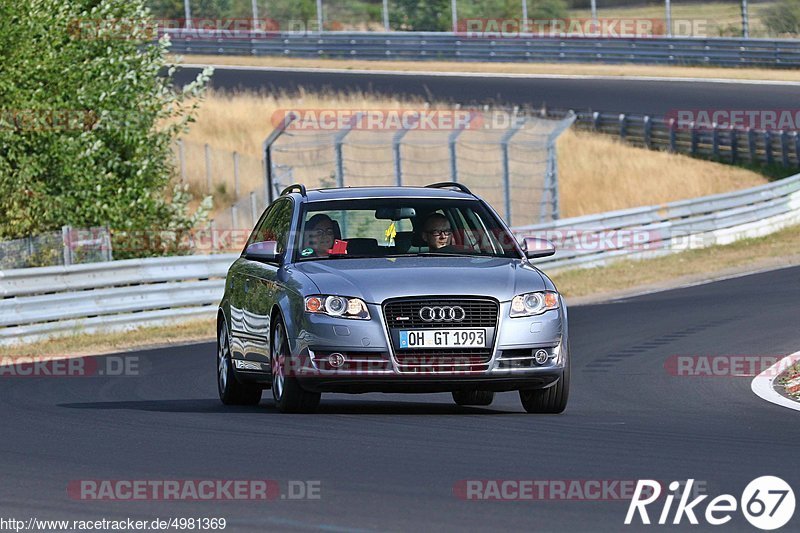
[391,0,452,31]
[0,0,212,256]
[763,0,800,36]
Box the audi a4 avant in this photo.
[216,182,569,413]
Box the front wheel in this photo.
[271,319,321,413]
[519,359,570,414]
[217,320,262,406]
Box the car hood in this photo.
[293,256,546,303]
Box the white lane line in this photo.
[176,63,800,87]
[751,350,800,412]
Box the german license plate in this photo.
[399,329,486,349]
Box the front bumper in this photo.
[285,300,567,393]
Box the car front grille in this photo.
[384,297,499,329]
[383,297,499,372]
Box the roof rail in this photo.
[280,184,307,197]
[425,182,473,195]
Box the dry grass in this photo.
[171,55,800,83]
[569,1,778,38]
[551,222,800,298]
[557,130,767,217]
[179,91,768,223]
[0,319,214,359]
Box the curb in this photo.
[751,350,800,412]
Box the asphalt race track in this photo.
[1,265,798,531]
[172,65,800,115]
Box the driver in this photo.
[420,213,457,252]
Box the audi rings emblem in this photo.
[419,306,466,322]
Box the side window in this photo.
[247,199,294,253]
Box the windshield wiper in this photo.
[384,252,478,258]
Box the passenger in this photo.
[302,214,336,257]
[420,213,457,252]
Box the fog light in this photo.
[534,349,549,365]
[328,353,346,368]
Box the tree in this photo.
[0,0,212,256]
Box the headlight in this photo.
[304,295,370,320]
[510,291,559,317]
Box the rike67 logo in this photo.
[625,477,795,530]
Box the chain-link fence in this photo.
[266,111,575,227]
[0,227,112,269]
[173,139,266,230]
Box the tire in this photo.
[452,390,495,406]
[271,319,321,413]
[217,320,262,406]
[519,354,570,414]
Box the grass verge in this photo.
[3,223,800,359]
[0,319,214,358]
[170,55,800,83]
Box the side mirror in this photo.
[522,237,556,259]
[244,241,281,263]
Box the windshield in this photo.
[295,198,521,261]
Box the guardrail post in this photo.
[61,225,72,266]
[748,128,757,163]
[250,191,258,227]
[730,127,738,163]
[764,131,774,166]
[334,112,362,188]
[781,130,790,167]
[210,219,218,252]
[592,111,601,131]
[392,114,418,186]
[263,112,297,205]
[542,112,576,222]
[669,118,677,152]
[644,116,652,149]
[794,132,800,167]
[690,122,698,156]
[500,114,525,224]
[233,151,240,201]
[103,225,113,261]
[448,111,475,183]
[618,113,627,140]
[712,123,720,159]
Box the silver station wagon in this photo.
[216,182,570,413]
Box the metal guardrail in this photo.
[0,254,236,344]
[2,173,799,345]
[545,109,800,169]
[165,31,800,68]
[513,172,800,270]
